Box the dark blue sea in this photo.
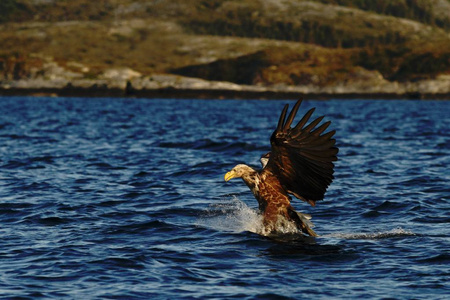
[0,96,448,299]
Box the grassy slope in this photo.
[1,0,449,88]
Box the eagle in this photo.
[224,99,338,236]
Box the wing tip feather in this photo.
[277,104,289,132]
[283,99,303,131]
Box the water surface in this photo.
[0,97,449,299]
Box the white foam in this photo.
[322,227,416,240]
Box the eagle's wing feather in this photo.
[263,99,338,205]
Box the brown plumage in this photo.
[224,99,338,236]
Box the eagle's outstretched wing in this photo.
[262,99,338,206]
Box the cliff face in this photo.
[1,0,450,97]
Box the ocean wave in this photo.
[155,139,267,153]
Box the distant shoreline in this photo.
[1,87,449,100]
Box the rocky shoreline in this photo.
[1,71,449,100]
[2,85,450,100]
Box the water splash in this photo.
[197,197,264,234]
[197,197,303,236]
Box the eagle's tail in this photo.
[288,208,318,237]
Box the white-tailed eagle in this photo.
[224,99,338,236]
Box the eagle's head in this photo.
[224,164,256,182]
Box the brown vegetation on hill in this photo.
[1,0,449,96]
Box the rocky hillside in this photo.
[1,0,450,97]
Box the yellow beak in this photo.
[224,170,236,182]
